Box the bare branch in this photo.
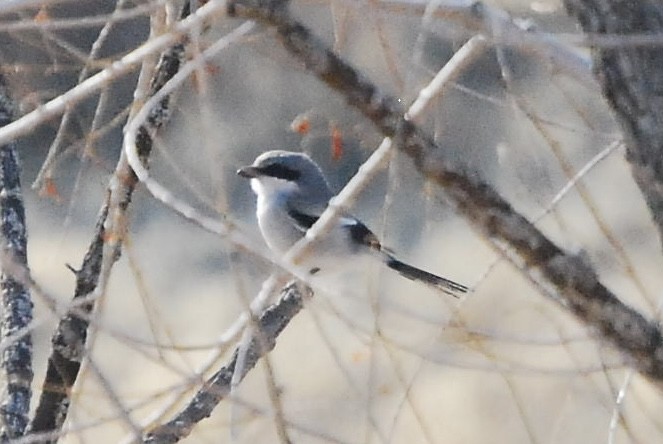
[123,27,485,441]
[143,281,308,444]
[562,0,663,254]
[26,3,190,439]
[227,0,663,386]
[0,2,158,32]
[377,0,595,87]
[286,29,488,268]
[0,72,32,441]
[0,0,229,148]
[32,0,137,192]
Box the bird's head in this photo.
[237,150,332,201]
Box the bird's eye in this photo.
[259,163,301,181]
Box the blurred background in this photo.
[2,0,662,442]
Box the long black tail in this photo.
[386,256,468,298]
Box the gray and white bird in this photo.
[237,150,467,297]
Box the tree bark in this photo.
[563,0,663,247]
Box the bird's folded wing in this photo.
[286,206,381,252]
[286,206,319,232]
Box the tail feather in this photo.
[386,256,468,298]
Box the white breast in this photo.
[253,178,304,254]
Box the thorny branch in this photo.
[0,73,32,440]
[26,3,190,439]
[225,0,663,386]
[143,282,308,444]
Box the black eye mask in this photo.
[259,163,301,181]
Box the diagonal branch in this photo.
[0,0,229,148]
[227,0,663,386]
[123,26,485,442]
[142,282,308,444]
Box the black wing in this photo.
[346,219,381,252]
[286,206,319,232]
[286,206,381,252]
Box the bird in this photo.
[237,150,468,297]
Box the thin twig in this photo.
[226,0,663,386]
[122,21,270,261]
[32,0,134,191]
[86,358,143,441]
[0,2,160,32]
[0,0,228,148]
[405,34,487,122]
[142,282,309,443]
[375,0,595,87]
[287,32,488,272]
[26,3,190,439]
[121,273,284,444]
[136,28,507,441]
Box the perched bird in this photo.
[237,150,468,297]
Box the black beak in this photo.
[237,166,261,178]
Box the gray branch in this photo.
[136,1,663,440]
[143,282,308,444]
[0,73,33,441]
[562,1,663,248]
[26,3,190,440]
[227,0,663,385]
